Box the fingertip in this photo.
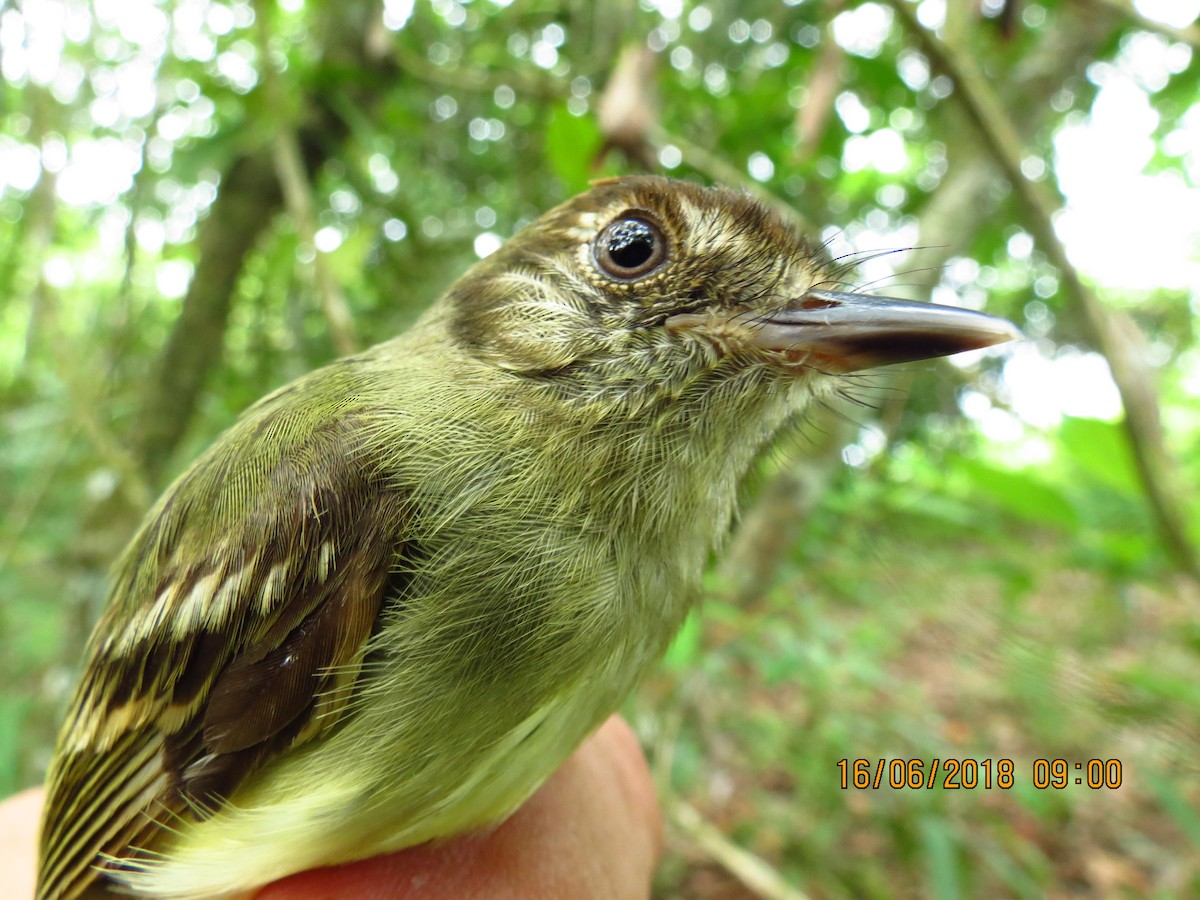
[0,786,44,900]
[588,716,663,859]
[262,715,660,899]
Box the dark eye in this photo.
[594,216,667,280]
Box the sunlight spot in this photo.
[314,226,343,253]
[57,138,140,206]
[43,257,74,289]
[531,41,558,69]
[916,0,946,29]
[1133,0,1200,28]
[832,3,892,58]
[1002,345,1122,429]
[156,259,193,298]
[0,141,41,193]
[383,0,415,28]
[474,231,502,258]
[747,152,774,182]
[135,217,165,253]
[897,50,930,91]
[843,129,907,174]
[1054,74,1200,291]
[1006,232,1034,261]
[842,444,867,467]
[835,91,871,134]
[383,218,408,242]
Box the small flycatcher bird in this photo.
[37,176,1019,898]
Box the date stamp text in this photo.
[836,758,1123,790]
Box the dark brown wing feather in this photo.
[36,409,410,899]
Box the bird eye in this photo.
[594,216,667,281]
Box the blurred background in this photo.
[1,0,1198,896]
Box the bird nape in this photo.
[37,176,1018,899]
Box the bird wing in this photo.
[36,405,411,899]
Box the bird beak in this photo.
[668,289,1022,373]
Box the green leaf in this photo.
[662,610,702,670]
[544,103,602,195]
[956,459,1080,530]
[1145,770,1200,846]
[920,816,964,900]
[1058,416,1139,496]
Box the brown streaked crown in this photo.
[447,176,826,385]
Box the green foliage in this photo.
[545,101,604,193]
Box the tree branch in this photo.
[1086,0,1200,50]
[129,151,283,483]
[258,14,358,357]
[667,796,812,900]
[659,130,810,233]
[130,0,393,485]
[886,0,1199,578]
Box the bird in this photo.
[36,175,1019,898]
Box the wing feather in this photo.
[37,405,410,899]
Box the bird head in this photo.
[446,176,1018,419]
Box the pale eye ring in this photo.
[593,215,668,281]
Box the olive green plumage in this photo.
[36,176,1016,898]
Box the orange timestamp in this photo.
[836,758,1124,790]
